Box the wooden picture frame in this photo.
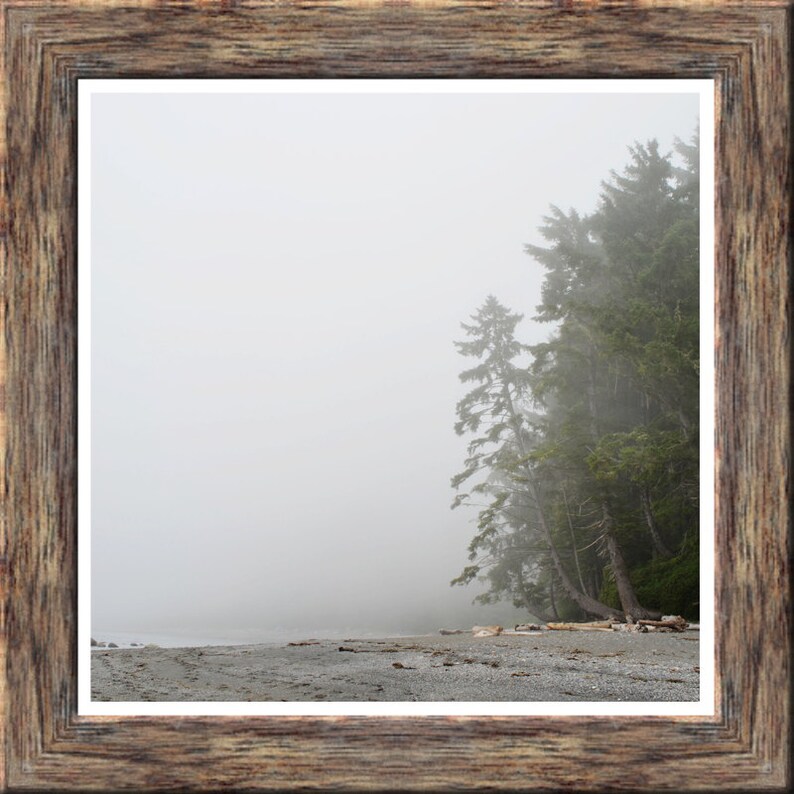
[0,1,789,790]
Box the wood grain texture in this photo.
[0,1,790,790]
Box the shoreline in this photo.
[91,630,700,703]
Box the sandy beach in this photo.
[91,630,700,702]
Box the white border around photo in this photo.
[77,78,715,718]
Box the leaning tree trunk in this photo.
[584,343,654,620]
[602,503,658,621]
[522,598,555,625]
[562,483,591,595]
[548,577,560,621]
[524,473,623,620]
[640,486,673,558]
[515,566,556,623]
[499,379,624,621]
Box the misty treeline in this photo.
[451,133,700,623]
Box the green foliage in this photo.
[587,428,695,486]
[599,537,700,620]
[451,130,701,622]
[554,598,587,622]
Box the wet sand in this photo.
[91,631,700,702]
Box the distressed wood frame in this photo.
[0,1,790,790]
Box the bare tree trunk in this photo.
[592,569,602,601]
[640,487,673,558]
[548,577,560,621]
[499,379,624,621]
[584,344,653,620]
[515,566,555,623]
[522,461,623,620]
[562,484,589,595]
[602,503,657,621]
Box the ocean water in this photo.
[90,627,425,649]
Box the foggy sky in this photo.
[90,88,700,637]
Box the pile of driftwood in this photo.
[545,616,690,633]
[439,616,691,637]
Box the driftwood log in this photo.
[637,617,689,632]
[546,622,614,632]
[471,625,503,637]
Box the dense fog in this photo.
[89,87,699,640]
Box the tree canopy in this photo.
[452,133,700,622]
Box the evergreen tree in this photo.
[451,297,623,620]
[450,131,700,622]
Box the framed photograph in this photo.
[78,78,711,720]
[1,1,789,790]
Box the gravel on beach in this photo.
[91,631,700,703]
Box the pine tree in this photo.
[451,297,622,620]
[450,131,700,622]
